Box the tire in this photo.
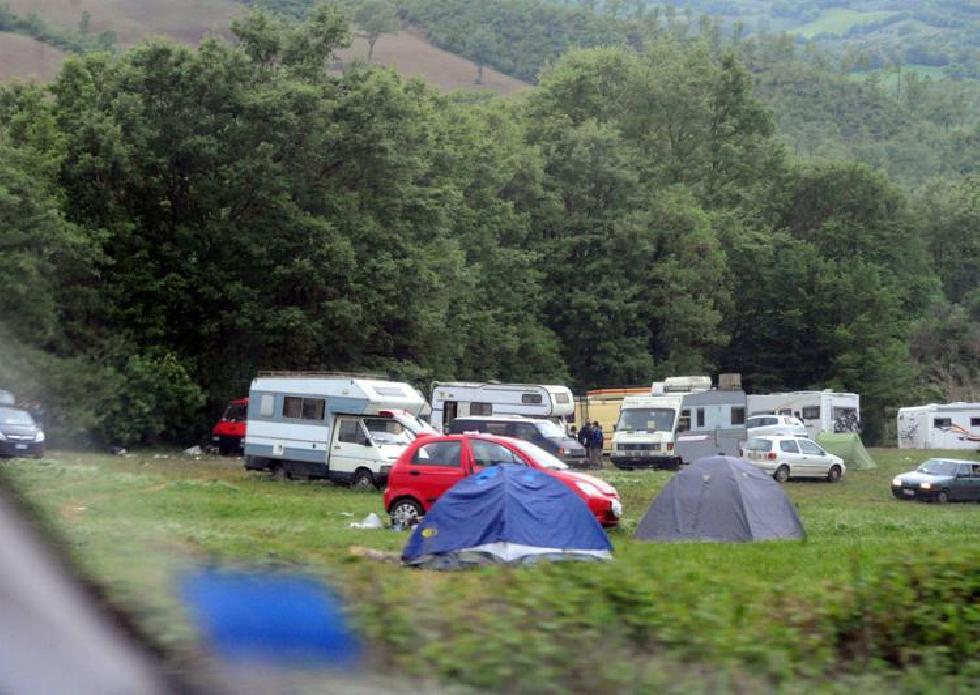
[826,465,842,483]
[388,498,423,526]
[351,468,375,490]
[936,489,949,504]
[774,465,790,483]
[270,463,289,481]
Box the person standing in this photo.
[590,421,604,469]
[577,421,593,466]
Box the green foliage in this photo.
[354,0,399,62]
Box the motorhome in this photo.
[746,390,860,439]
[574,387,649,453]
[429,382,574,432]
[610,376,747,470]
[243,373,433,487]
[897,403,980,450]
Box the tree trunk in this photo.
[476,62,484,84]
[368,38,377,63]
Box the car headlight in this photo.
[35,431,45,443]
[891,477,902,486]
[919,482,932,490]
[576,481,602,497]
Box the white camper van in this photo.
[610,376,747,470]
[897,403,980,450]
[746,390,860,439]
[429,382,574,432]
[243,373,433,487]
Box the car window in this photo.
[470,440,523,467]
[973,464,980,477]
[412,441,462,468]
[484,422,509,436]
[779,440,799,454]
[958,464,973,477]
[338,418,363,444]
[745,438,772,452]
[798,440,823,455]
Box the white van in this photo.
[243,373,433,488]
[429,382,574,432]
[610,376,747,470]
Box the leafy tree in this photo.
[354,0,399,62]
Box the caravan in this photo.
[897,403,980,450]
[243,373,434,487]
[610,376,747,470]
[746,390,860,439]
[429,382,574,432]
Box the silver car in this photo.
[742,435,845,483]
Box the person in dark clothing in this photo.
[577,421,593,464]
[590,421,604,468]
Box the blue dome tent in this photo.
[402,465,613,569]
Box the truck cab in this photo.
[211,398,248,455]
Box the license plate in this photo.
[903,489,914,496]
[15,444,27,450]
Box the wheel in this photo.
[826,465,842,483]
[774,466,790,483]
[270,463,289,481]
[389,498,423,526]
[936,489,949,504]
[351,468,375,490]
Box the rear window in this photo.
[745,438,772,452]
[521,393,543,405]
[801,406,820,420]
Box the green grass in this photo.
[2,448,979,690]
[796,10,899,39]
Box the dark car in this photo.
[445,416,588,466]
[891,458,980,503]
[0,407,45,458]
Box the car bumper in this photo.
[589,497,621,528]
[0,440,43,457]
[211,434,243,452]
[610,454,681,470]
[891,485,938,501]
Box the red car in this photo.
[211,398,248,455]
[383,434,622,528]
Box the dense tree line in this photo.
[0,4,976,446]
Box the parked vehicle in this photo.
[573,387,649,453]
[0,407,44,458]
[746,414,807,439]
[747,390,860,439]
[243,372,433,488]
[741,435,845,483]
[611,375,747,470]
[896,403,980,450]
[383,434,622,528]
[445,415,587,465]
[429,382,573,432]
[891,459,980,503]
[211,398,248,455]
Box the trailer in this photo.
[429,382,573,432]
[574,387,649,453]
[746,390,860,440]
[243,372,432,488]
[897,403,980,450]
[610,376,747,470]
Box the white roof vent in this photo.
[663,376,712,393]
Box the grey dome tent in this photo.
[634,455,805,542]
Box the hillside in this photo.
[0,32,65,82]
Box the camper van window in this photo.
[677,410,692,433]
[283,397,302,419]
[933,418,952,428]
[283,397,325,421]
[337,419,361,443]
[522,393,544,405]
[554,393,570,404]
[470,402,492,415]
[971,418,980,427]
[801,406,820,420]
[696,408,705,428]
[260,394,274,417]
[302,398,325,420]
[731,407,745,425]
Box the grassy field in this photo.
[796,10,899,39]
[2,447,978,691]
